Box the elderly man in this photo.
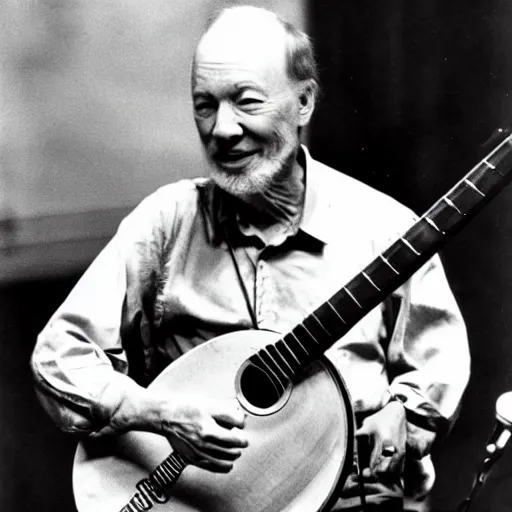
[31,5,469,511]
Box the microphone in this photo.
[486,391,512,457]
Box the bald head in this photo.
[202,5,285,44]
[194,5,318,93]
[195,7,288,83]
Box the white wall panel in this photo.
[0,0,306,219]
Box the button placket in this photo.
[255,258,278,328]
[255,259,265,325]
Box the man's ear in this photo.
[298,80,317,127]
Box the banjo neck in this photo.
[247,131,512,385]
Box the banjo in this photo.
[74,131,512,512]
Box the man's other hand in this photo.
[356,400,407,480]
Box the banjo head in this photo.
[74,329,354,512]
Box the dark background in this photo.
[309,1,512,511]
[2,1,512,511]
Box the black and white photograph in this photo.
[1,1,512,511]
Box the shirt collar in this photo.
[196,179,233,246]
[198,145,331,247]
[298,145,330,245]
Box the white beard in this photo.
[208,144,297,201]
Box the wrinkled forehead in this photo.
[194,14,288,78]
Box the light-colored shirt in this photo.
[31,146,469,467]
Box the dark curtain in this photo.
[308,1,512,511]
[0,277,79,511]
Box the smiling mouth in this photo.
[215,150,259,167]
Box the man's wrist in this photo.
[94,375,163,435]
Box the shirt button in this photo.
[257,261,267,276]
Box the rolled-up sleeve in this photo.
[31,233,129,433]
[386,253,470,456]
[30,191,168,436]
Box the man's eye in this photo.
[194,102,215,117]
[238,97,263,107]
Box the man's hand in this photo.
[356,401,407,480]
[95,378,249,473]
[160,394,249,473]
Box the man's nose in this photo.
[212,102,243,140]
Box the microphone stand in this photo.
[455,392,512,512]
[455,435,509,512]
